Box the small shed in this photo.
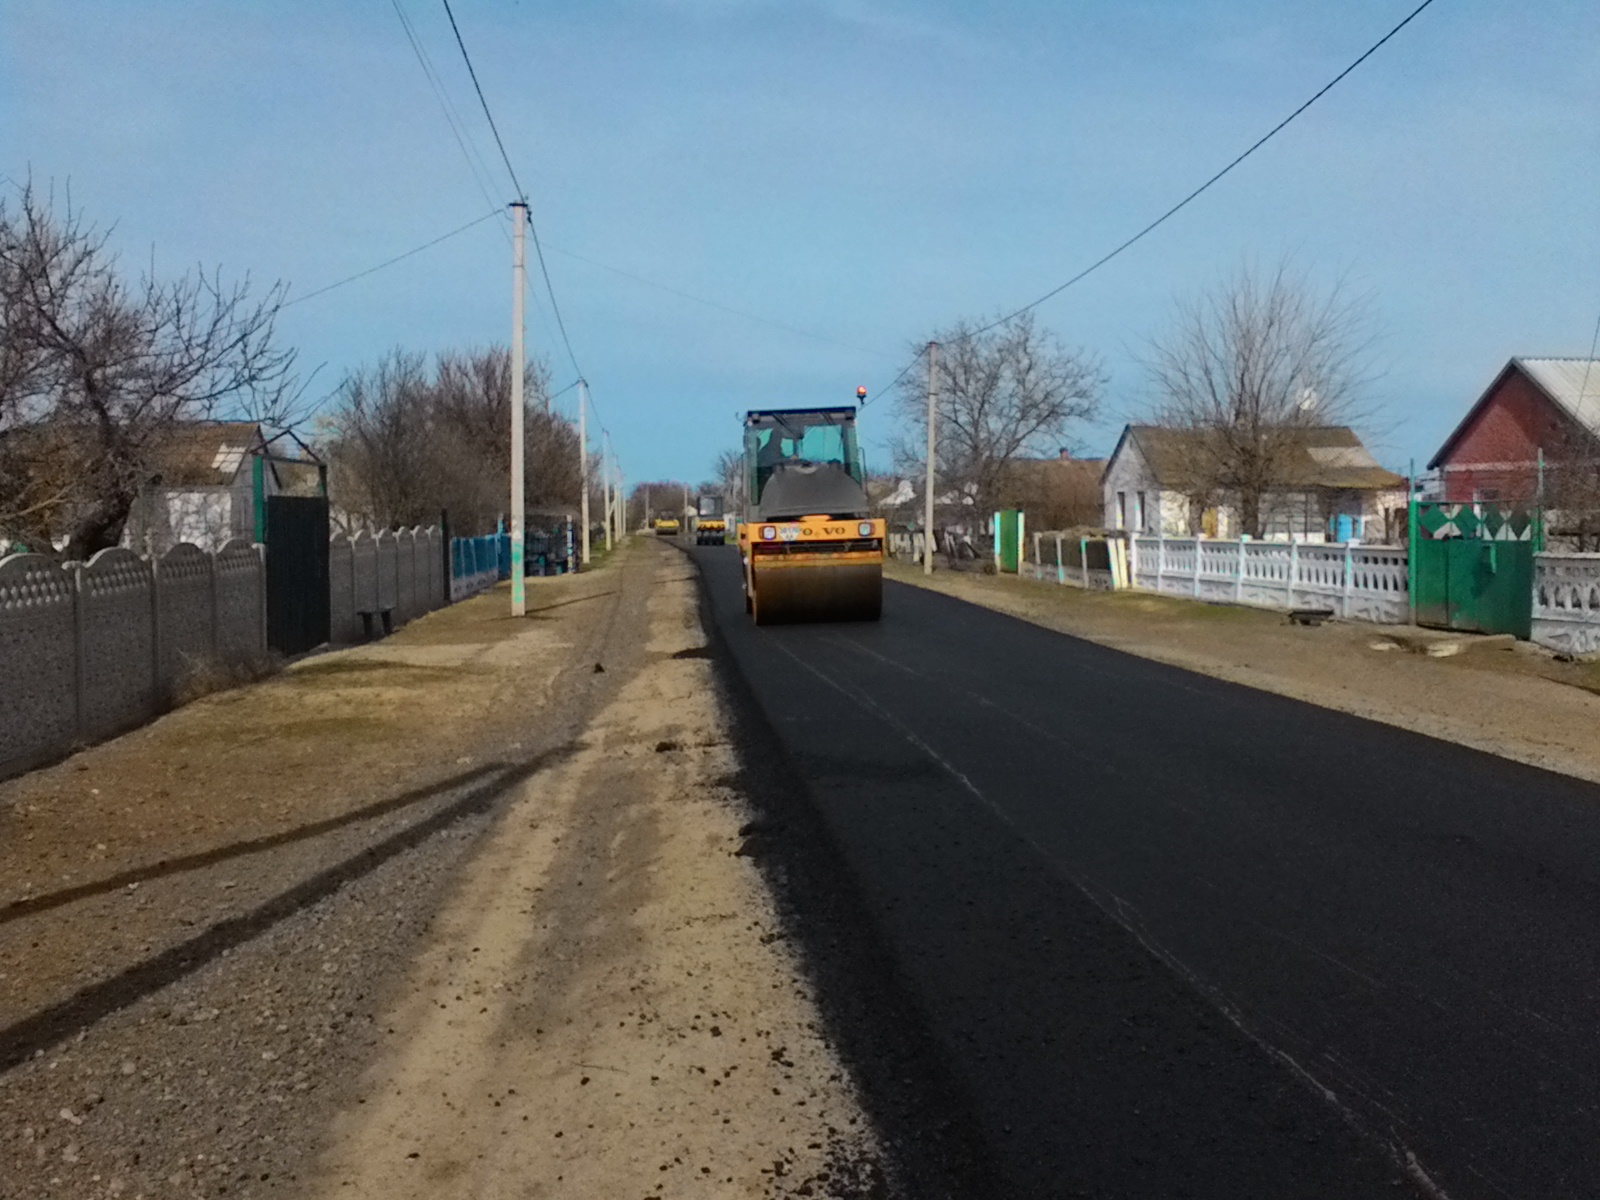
[124,422,324,554]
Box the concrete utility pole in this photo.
[510,201,528,616]
[578,379,592,566]
[923,340,939,576]
[605,433,617,551]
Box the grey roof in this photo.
[1515,358,1600,437]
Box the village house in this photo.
[1102,423,1407,543]
[1426,357,1600,505]
[122,422,322,554]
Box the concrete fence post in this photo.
[70,564,88,739]
[1342,541,1354,619]
[1235,539,1246,603]
[1289,538,1300,609]
[1193,541,1201,599]
[1156,534,1166,593]
[207,550,221,660]
[1032,531,1041,569]
[147,554,161,696]
[1080,537,1090,589]
[1055,533,1065,585]
[256,543,269,658]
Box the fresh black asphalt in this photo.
[691,543,1600,1200]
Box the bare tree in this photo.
[0,180,297,556]
[893,312,1103,525]
[320,345,574,536]
[1144,261,1377,538]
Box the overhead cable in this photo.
[282,208,502,308]
[972,0,1441,336]
[389,0,504,219]
[438,0,586,378]
[542,242,895,360]
[440,0,526,201]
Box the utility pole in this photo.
[578,379,592,566]
[605,432,616,551]
[923,340,938,576]
[510,201,528,616]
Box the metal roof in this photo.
[1514,358,1600,437]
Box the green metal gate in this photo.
[994,510,1024,573]
[1410,502,1536,638]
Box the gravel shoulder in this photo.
[0,539,879,1199]
[887,560,1600,786]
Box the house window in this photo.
[1117,491,1127,530]
[1136,490,1148,532]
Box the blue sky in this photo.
[4,0,1597,485]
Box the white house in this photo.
[1102,424,1407,543]
[123,423,322,553]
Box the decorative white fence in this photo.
[1129,536,1411,623]
[0,540,267,779]
[1532,553,1600,656]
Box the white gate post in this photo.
[1193,540,1202,598]
[1156,534,1166,593]
[1289,538,1300,609]
[1235,539,1246,603]
[1055,533,1065,585]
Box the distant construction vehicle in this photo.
[736,406,884,625]
[652,512,681,536]
[695,494,728,545]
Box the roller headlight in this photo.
[858,521,873,537]
[761,525,777,540]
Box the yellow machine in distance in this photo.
[652,514,681,536]
[695,493,728,545]
[736,407,884,625]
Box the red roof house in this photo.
[1428,358,1600,504]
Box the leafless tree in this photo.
[0,180,297,557]
[319,345,576,536]
[709,448,743,512]
[893,311,1103,526]
[1144,260,1377,538]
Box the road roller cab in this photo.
[737,407,885,625]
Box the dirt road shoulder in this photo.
[304,548,881,1199]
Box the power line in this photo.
[541,241,895,360]
[522,209,585,379]
[281,208,502,308]
[972,0,1440,336]
[440,0,525,201]
[389,0,504,219]
[438,0,585,379]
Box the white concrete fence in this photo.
[0,540,267,779]
[1533,553,1600,656]
[1128,536,1412,624]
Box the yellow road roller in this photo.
[695,493,728,545]
[652,514,681,536]
[736,406,884,625]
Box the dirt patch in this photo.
[304,554,880,1199]
[887,560,1600,785]
[0,541,883,1199]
